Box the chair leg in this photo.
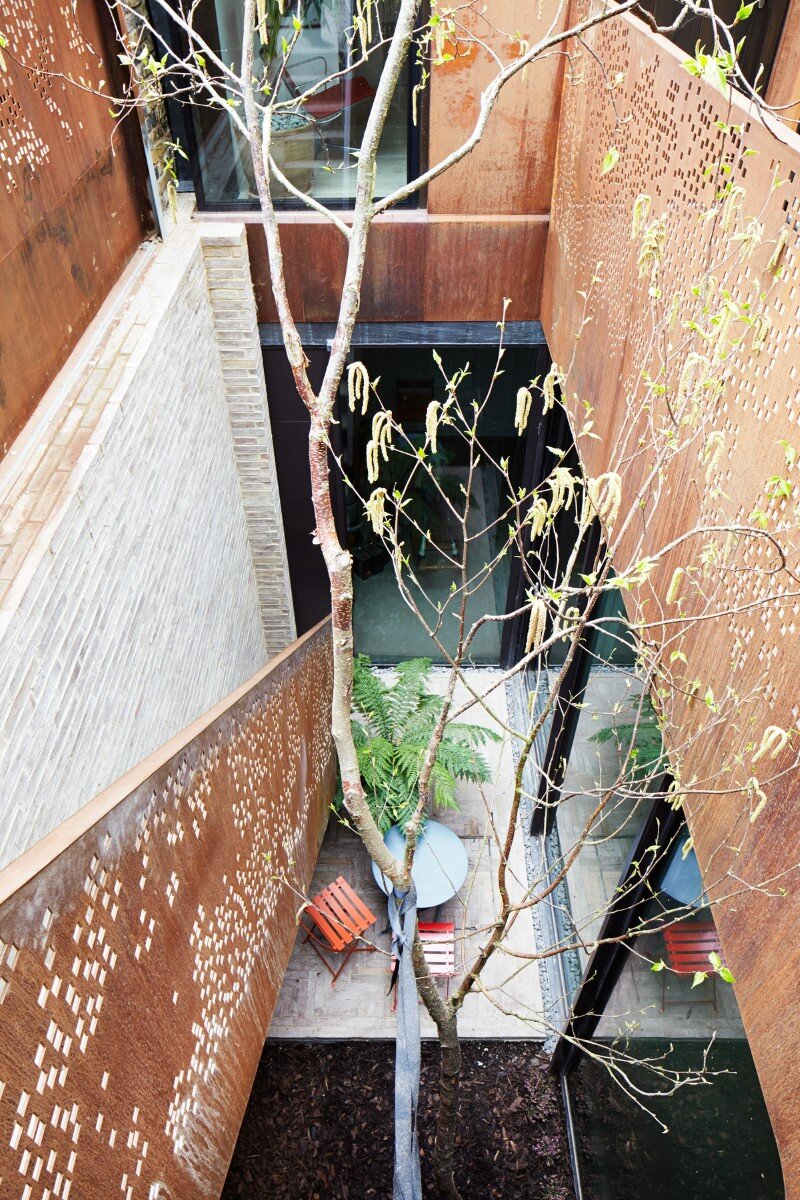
[328,943,357,987]
[302,920,377,987]
[302,923,338,981]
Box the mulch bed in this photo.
[222,1041,575,1199]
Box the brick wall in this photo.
[0,213,295,869]
[199,226,296,650]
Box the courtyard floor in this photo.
[269,665,744,1044]
[269,669,546,1040]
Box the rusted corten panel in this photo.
[543,13,800,1189]
[0,0,151,455]
[0,618,334,1200]
[427,0,567,217]
[246,212,549,324]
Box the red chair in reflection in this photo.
[283,63,376,126]
[661,920,722,1012]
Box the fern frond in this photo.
[431,760,458,810]
[441,720,502,748]
[389,658,434,735]
[436,741,491,783]
[352,655,394,739]
[394,740,426,786]
[357,737,396,794]
[401,704,442,746]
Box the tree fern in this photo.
[338,656,500,833]
[351,656,394,739]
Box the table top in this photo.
[371,819,469,909]
[660,844,708,908]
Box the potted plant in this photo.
[269,110,315,198]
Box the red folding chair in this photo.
[661,920,722,1012]
[302,875,377,986]
[390,921,456,1011]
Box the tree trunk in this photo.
[434,1012,462,1200]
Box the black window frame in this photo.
[149,0,425,213]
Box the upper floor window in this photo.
[639,0,791,93]
[184,0,417,209]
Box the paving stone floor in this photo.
[269,664,744,1043]
[269,669,546,1040]
[557,668,744,1040]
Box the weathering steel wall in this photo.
[247,0,566,325]
[0,0,151,455]
[0,619,334,1200]
[543,13,800,1189]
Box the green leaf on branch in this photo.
[691,971,708,988]
[601,146,620,176]
[683,45,732,95]
[709,950,736,983]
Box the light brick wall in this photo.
[199,226,296,649]
[0,214,295,868]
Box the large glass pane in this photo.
[189,0,411,206]
[570,1036,784,1200]
[637,0,789,91]
[345,344,538,664]
[549,661,652,1001]
[568,863,783,1195]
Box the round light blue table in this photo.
[371,819,469,908]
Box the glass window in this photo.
[568,863,784,1198]
[638,0,789,92]
[344,344,540,664]
[570,1032,783,1200]
[188,0,413,207]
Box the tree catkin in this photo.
[525,598,547,654]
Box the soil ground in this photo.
[222,1040,574,1200]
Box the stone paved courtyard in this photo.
[269,665,744,1043]
[269,669,546,1039]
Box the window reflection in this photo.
[190,0,412,207]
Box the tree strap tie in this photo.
[388,883,422,1200]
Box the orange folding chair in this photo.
[302,875,377,986]
[390,921,456,1012]
[661,920,722,1012]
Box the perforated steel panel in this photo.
[0,620,334,1200]
[0,0,149,452]
[544,12,800,1188]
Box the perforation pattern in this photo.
[0,621,334,1199]
[545,17,800,1182]
[0,0,99,193]
[547,15,800,718]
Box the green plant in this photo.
[589,693,667,786]
[338,656,500,833]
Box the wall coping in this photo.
[0,616,331,907]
